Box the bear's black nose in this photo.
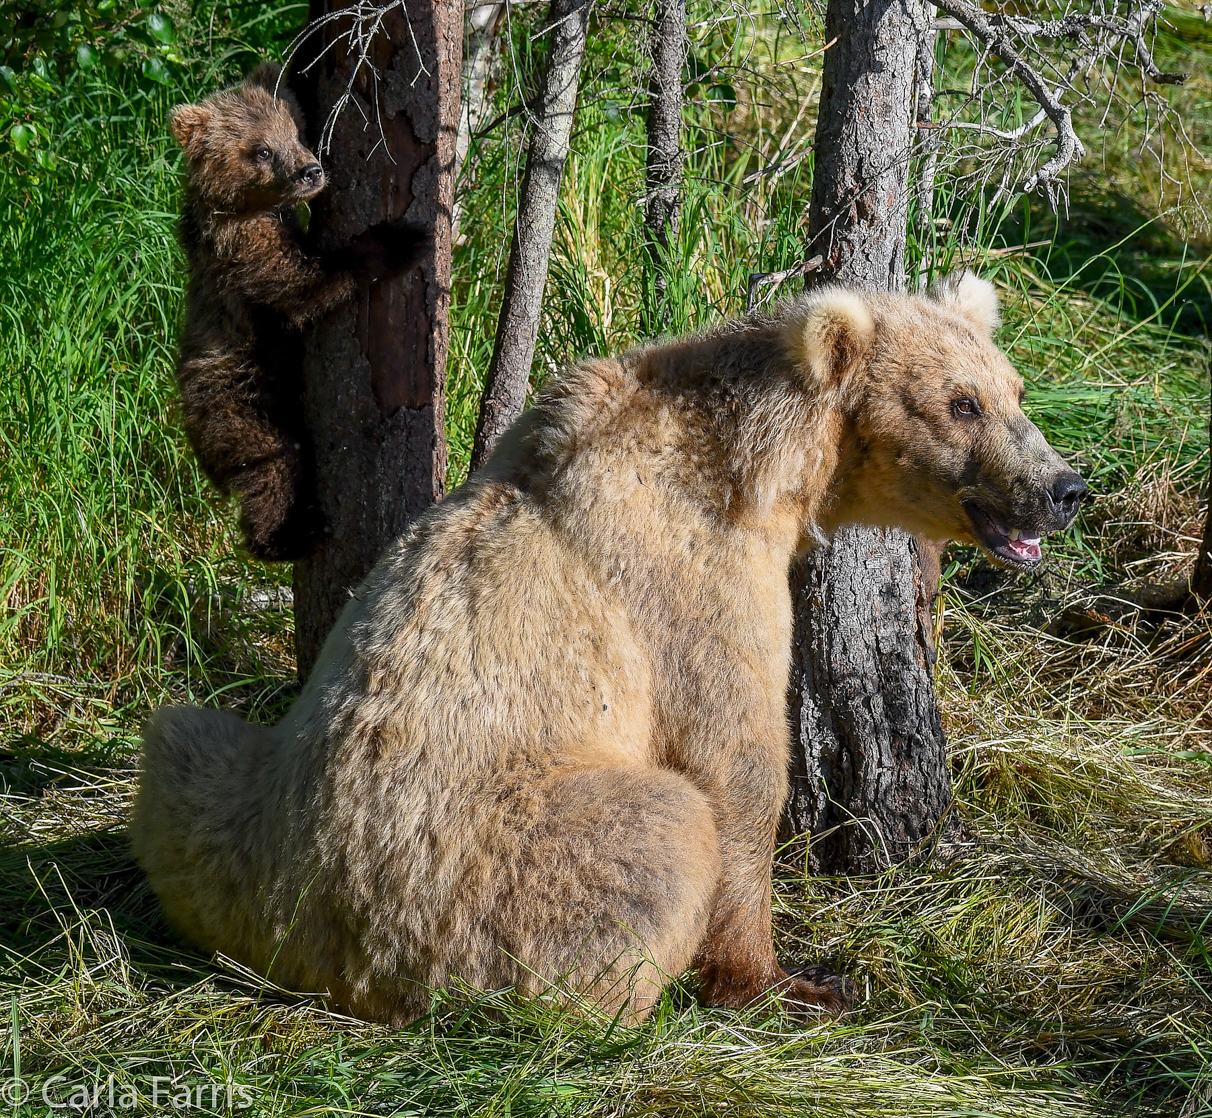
[1048,471,1088,524]
[298,164,323,185]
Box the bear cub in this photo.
[170,62,427,560]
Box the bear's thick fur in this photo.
[171,62,427,560]
[133,274,1085,1023]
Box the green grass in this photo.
[2,2,1212,1115]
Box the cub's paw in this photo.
[778,964,854,1019]
[348,219,432,283]
[241,503,325,563]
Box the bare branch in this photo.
[1121,12,1187,85]
[931,0,1086,201]
[746,255,822,311]
[925,0,1191,211]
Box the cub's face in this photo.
[170,63,325,210]
[798,273,1087,570]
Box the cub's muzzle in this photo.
[291,162,326,199]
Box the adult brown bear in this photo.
[132,273,1086,1023]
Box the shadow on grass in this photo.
[1005,179,1212,336]
[0,738,1206,1115]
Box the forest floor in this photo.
[2,2,1211,1115]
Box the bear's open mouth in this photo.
[962,501,1044,568]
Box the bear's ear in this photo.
[784,286,876,390]
[245,61,283,95]
[929,270,1000,337]
[169,104,211,156]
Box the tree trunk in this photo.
[643,0,685,328]
[911,1,938,291]
[452,2,506,245]
[1193,358,1212,597]
[469,0,592,470]
[291,0,460,679]
[782,0,951,874]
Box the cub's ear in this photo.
[929,270,1000,337]
[245,61,283,94]
[784,286,876,389]
[169,104,211,156]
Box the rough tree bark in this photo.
[643,0,686,327]
[781,0,952,874]
[291,0,461,679]
[469,0,592,470]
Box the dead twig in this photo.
[746,255,823,312]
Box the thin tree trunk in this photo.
[291,0,460,679]
[452,2,506,245]
[912,4,948,603]
[1193,358,1212,597]
[469,0,592,471]
[644,0,685,327]
[782,0,951,874]
[912,1,938,291]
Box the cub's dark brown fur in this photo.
[171,62,427,560]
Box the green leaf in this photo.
[34,148,57,170]
[603,102,622,124]
[76,43,98,71]
[101,48,129,68]
[96,0,116,10]
[31,57,52,82]
[146,13,176,45]
[0,66,16,96]
[10,123,33,153]
[706,83,736,108]
[142,55,170,84]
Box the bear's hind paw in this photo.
[778,964,854,1019]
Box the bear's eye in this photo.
[254,146,273,162]
[951,396,982,420]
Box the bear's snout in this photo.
[1046,470,1087,529]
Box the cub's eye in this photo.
[254,147,272,162]
[951,396,982,419]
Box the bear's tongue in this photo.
[1005,527,1041,562]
